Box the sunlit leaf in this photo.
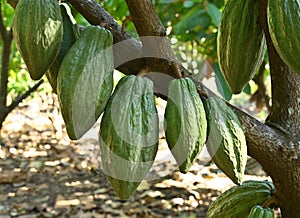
[206,2,221,26]
[213,62,232,100]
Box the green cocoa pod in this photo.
[248,205,274,218]
[46,3,78,93]
[268,0,300,75]
[13,0,63,80]
[57,26,113,140]
[208,180,275,218]
[165,78,207,173]
[204,96,247,185]
[99,76,159,200]
[217,0,266,94]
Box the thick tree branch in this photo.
[257,1,300,216]
[259,0,300,140]
[125,0,182,78]
[9,0,294,173]
[66,0,146,75]
[63,0,291,161]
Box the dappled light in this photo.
[0,94,272,217]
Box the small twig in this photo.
[7,0,18,9]
[7,79,44,113]
[137,65,151,76]
[171,62,183,79]
[262,196,279,208]
[121,15,132,34]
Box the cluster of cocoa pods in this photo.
[12,1,277,216]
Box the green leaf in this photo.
[173,8,210,35]
[213,62,232,100]
[243,83,251,95]
[158,0,178,3]
[206,2,221,26]
[183,0,194,8]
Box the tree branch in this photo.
[66,0,146,75]
[125,0,182,78]
[9,0,293,171]
[65,0,291,163]
[258,0,300,140]
[7,79,44,113]
[0,1,12,111]
[0,30,12,108]
[0,2,7,41]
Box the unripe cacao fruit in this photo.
[204,96,247,185]
[13,0,63,80]
[208,180,275,218]
[248,205,274,218]
[57,26,114,140]
[165,78,207,173]
[268,0,300,75]
[217,0,266,94]
[99,75,159,200]
[47,3,78,93]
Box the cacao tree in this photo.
[5,0,300,217]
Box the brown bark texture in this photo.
[258,1,300,217]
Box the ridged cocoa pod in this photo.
[99,76,159,200]
[208,180,275,218]
[218,0,266,94]
[46,3,78,93]
[204,96,247,184]
[248,205,274,218]
[57,26,114,140]
[268,0,300,75]
[165,78,207,173]
[13,0,63,80]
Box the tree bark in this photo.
[0,2,12,130]
[258,1,300,217]
[125,0,182,78]
[66,0,145,75]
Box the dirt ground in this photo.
[0,93,274,218]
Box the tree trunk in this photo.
[0,19,12,131]
[258,1,300,217]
